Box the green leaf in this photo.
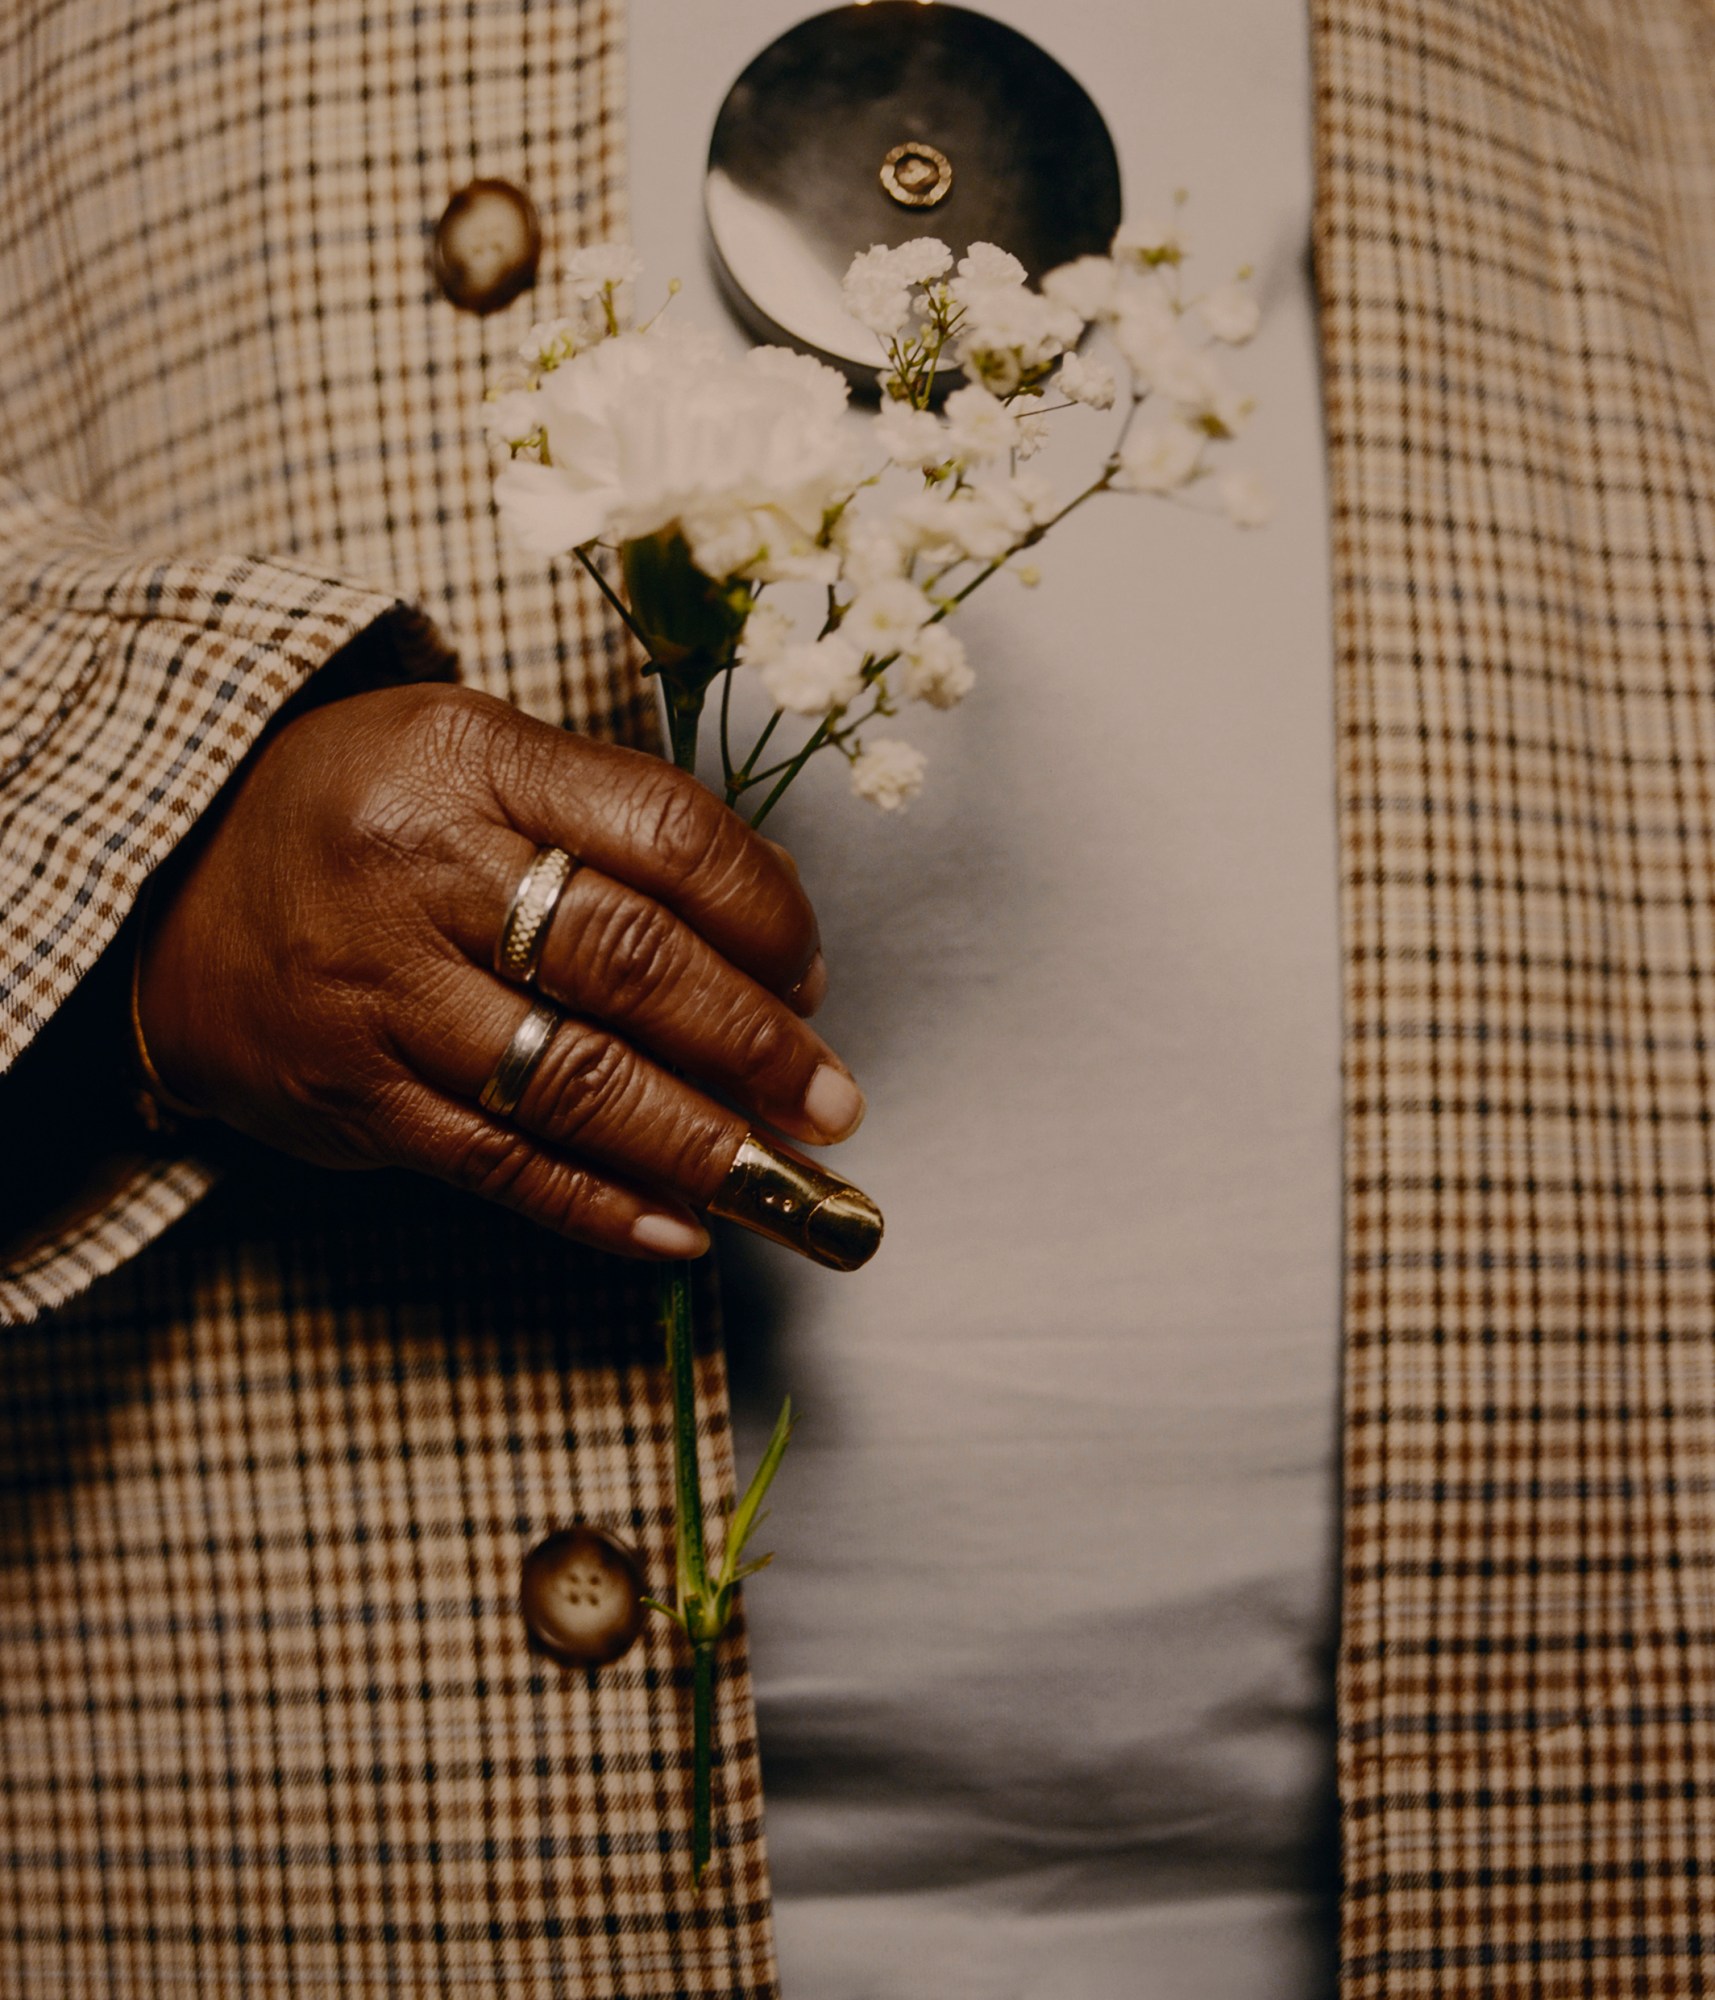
[718,1396,795,1590]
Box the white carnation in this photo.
[849,737,927,811]
[758,636,865,716]
[1198,282,1261,345]
[681,507,766,583]
[841,577,933,657]
[943,384,1019,463]
[564,242,642,299]
[494,324,857,565]
[901,623,974,709]
[874,399,948,470]
[493,457,609,554]
[1042,255,1117,323]
[1114,420,1204,492]
[746,536,842,587]
[1218,469,1275,527]
[1055,352,1116,410]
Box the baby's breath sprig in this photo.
[480,205,1272,1882]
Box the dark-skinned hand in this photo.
[137,681,859,1260]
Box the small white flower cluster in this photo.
[483,214,1269,817]
[564,242,642,301]
[1039,231,1267,522]
[841,238,1082,399]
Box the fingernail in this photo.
[630,1212,711,1259]
[802,1061,864,1139]
[708,1133,884,1272]
[789,951,828,1016]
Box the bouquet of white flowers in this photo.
[486,212,1267,1878]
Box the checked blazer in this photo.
[0,2,777,1995]
[12,0,1715,1994]
[1321,0,1715,1986]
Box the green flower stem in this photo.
[718,664,736,792]
[726,706,784,805]
[649,673,795,1887]
[658,1260,717,1880]
[747,713,837,828]
[657,709,718,1882]
[661,1263,707,1599]
[665,680,707,778]
[576,547,655,656]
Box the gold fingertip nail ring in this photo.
[708,1134,884,1272]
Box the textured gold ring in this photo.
[707,1132,884,1272]
[495,845,577,986]
[479,999,561,1119]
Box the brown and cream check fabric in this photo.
[21,0,1715,1986]
[0,1,776,1992]
[1318,0,1715,1986]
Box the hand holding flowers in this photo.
[484,205,1269,1880]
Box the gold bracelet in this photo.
[128,881,206,1132]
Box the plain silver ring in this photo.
[478,999,560,1118]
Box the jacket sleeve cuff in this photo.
[0,556,456,1324]
[2,557,453,1072]
[0,1153,213,1327]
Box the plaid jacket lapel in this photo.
[0,3,778,1991]
[1317,0,1715,1984]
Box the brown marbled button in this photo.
[431,178,541,315]
[520,1524,647,1668]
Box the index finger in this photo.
[482,710,819,997]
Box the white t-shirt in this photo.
[631,4,1339,1993]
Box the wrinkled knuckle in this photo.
[591,897,683,1011]
[476,699,565,814]
[445,1122,535,1203]
[337,759,431,862]
[536,1032,632,1140]
[409,682,497,770]
[336,696,481,855]
[729,1004,804,1095]
[537,1163,604,1238]
[660,1118,733,1202]
[634,770,728,886]
[331,705,506,890]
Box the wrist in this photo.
[128,879,208,1133]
